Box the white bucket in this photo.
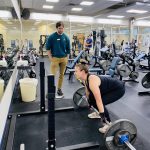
[19,78,38,102]
[0,79,4,100]
[17,60,28,66]
[0,60,7,67]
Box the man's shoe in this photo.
[46,90,64,99]
[55,95,64,99]
[57,89,63,96]
[88,112,101,119]
[56,89,64,99]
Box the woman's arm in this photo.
[85,85,89,98]
[88,75,104,113]
[83,81,89,98]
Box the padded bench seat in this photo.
[65,51,84,74]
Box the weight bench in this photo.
[65,50,84,74]
[108,57,120,77]
[68,68,102,81]
[135,53,146,61]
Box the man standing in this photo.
[46,21,70,98]
[84,35,93,53]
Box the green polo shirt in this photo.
[46,32,70,58]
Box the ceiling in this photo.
[0,0,122,16]
[1,0,150,30]
[20,0,121,16]
[0,0,150,18]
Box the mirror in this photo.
[0,18,20,100]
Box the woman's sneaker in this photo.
[88,112,101,119]
[99,122,112,134]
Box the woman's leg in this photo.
[102,86,125,122]
[104,106,111,122]
[102,86,125,105]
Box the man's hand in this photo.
[49,56,52,61]
[47,50,52,61]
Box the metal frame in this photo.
[5,115,17,150]
[56,142,100,150]
[40,62,45,112]
[4,62,47,149]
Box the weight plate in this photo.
[29,70,36,78]
[117,64,131,77]
[104,119,137,150]
[129,71,139,80]
[142,72,150,89]
[100,60,111,71]
[73,87,89,108]
[114,130,130,147]
[134,60,140,67]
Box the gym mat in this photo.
[10,98,73,113]
[0,119,11,150]
[12,109,143,150]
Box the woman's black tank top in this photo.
[85,74,123,107]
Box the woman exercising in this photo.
[74,61,125,133]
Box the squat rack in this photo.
[1,62,101,150]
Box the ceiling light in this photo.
[107,0,123,2]
[0,10,12,18]
[71,8,82,11]
[46,0,59,2]
[97,19,123,25]
[80,1,94,6]
[136,2,145,6]
[126,9,148,14]
[107,15,124,18]
[135,20,150,26]
[68,15,93,23]
[136,16,150,20]
[43,5,54,9]
[30,13,63,21]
